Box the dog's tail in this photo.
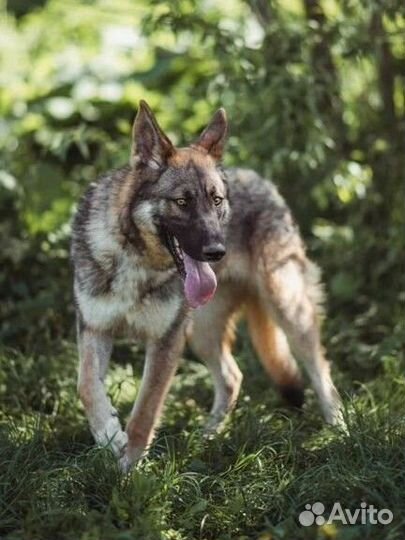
[246,298,305,408]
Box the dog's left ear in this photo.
[131,100,174,168]
[192,108,228,160]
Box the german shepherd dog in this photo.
[71,101,342,471]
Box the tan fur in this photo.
[257,257,341,424]
[72,104,343,472]
[113,170,139,218]
[124,313,186,466]
[168,147,216,168]
[246,298,302,388]
[138,227,174,269]
[188,283,244,431]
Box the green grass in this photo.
[0,320,404,540]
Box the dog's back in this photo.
[219,167,306,279]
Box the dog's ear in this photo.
[192,108,228,160]
[131,100,174,168]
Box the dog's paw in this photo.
[322,397,348,434]
[203,413,227,438]
[93,417,128,458]
[328,407,348,432]
[118,453,133,474]
[118,445,146,474]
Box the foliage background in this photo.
[0,0,404,539]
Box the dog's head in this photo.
[126,100,230,308]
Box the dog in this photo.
[71,100,342,471]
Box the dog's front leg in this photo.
[120,322,186,472]
[77,326,128,457]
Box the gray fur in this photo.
[71,103,343,471]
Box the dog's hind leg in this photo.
[258,256,343,425]
[77,324,128,457]
[188,286,243,434]
[246,299,304,408]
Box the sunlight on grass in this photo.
[1,333,404,539]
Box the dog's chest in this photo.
[78,253,183,337]
[115,255,182,330]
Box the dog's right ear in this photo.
[130,100,174,169]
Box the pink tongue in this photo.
[183,253,217,308]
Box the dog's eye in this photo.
[213,196,223,206]
[175,198,187,207]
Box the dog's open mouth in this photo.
[166,233,217,309]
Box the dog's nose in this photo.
[202,243,226,262]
